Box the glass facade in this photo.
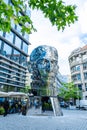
[71,65,80,73]
[15,36,22,49]
[0,41,1,49]
[23,32,29,40]
[0,31,3,36]
[5,31,14,44]
[13,49,20,63]
[83,62,87,70]
[4,0,9,4]
[16,24,22,35]
[85,83,87,91]
[22,42,28,53]
[78,84,82,90]
[3,42,12,58]
[0,0,30,92]
[72,74,81,81]
[84,73,87,80]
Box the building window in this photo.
[5,31,14,44]
[15,36,22,49]
[25,5,31,16]
[4,0,9,4]
[71,65,80,73]
[15,12,22,35]
[76,56,80,61]
[0,72,8,78]
[3,42,12,59]
[72,75,76,81]
[77,74,81,80]
[72,74,81,81]
[23,32,29,40]
[0,40,1,50]
[83,54,87,60]
[0,78,7,82]
[0,67,9,73]
[16,24,22,35]
[85,83,87,91]
[12,49,20,63]
[71,66,76,73]
[20,54,27,67]
[11,20,15,29]
[83,63,87,70]
[78,84,82,90]
[22,42,28,53]
[0,31,3,36]
[76,65,80,71]
[84,73,87,80]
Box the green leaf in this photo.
[0,0,78,33]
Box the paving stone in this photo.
[0,109,87,130]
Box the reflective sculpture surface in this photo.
[30,45,58,96]
[29,45,63,116]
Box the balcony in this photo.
[70,60,82,67]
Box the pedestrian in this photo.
[34,98,38,109]
[3,98,9,117]
[18,101,22,114]
[21,105,27,116]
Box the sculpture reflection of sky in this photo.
[30,45,58,96]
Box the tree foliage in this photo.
[25,85,31,93]
[0,0,78,33]
[58,82,81,101]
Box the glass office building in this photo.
[0,0,30,92]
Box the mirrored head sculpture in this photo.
[29,45,59,96]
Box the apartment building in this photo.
[0,0,30,92]
[68,45,87,99]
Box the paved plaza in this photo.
[0,109,87,130]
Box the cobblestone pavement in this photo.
[0,109,87,130]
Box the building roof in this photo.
[70,45,87,56]
[81,45,87,50]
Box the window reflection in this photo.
[0,31,3,36]
[23,32,29,40]
[11,20,15,29]
[0,67,9,73]
[25,4,31,16]
[12,49,20,63]
[83,63,87,70]
[84,73,87,80]
[0,40,1,50]
[4,0,8,4]
[23,42,28,53]
[3,43,12,59]
[72,74,81,81]
[16,24,22,35]
[0,40,2,55]
[5,31,14,43]
[0,78,7,82]
[15,36,22,49]
[20,54,27,67]
[15,12,22,35]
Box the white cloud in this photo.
[79,2,87,33]
[29,0,87,75]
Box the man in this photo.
[29,45,63,116]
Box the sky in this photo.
[28,0,87,75]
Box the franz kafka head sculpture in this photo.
[29,45,58,96]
